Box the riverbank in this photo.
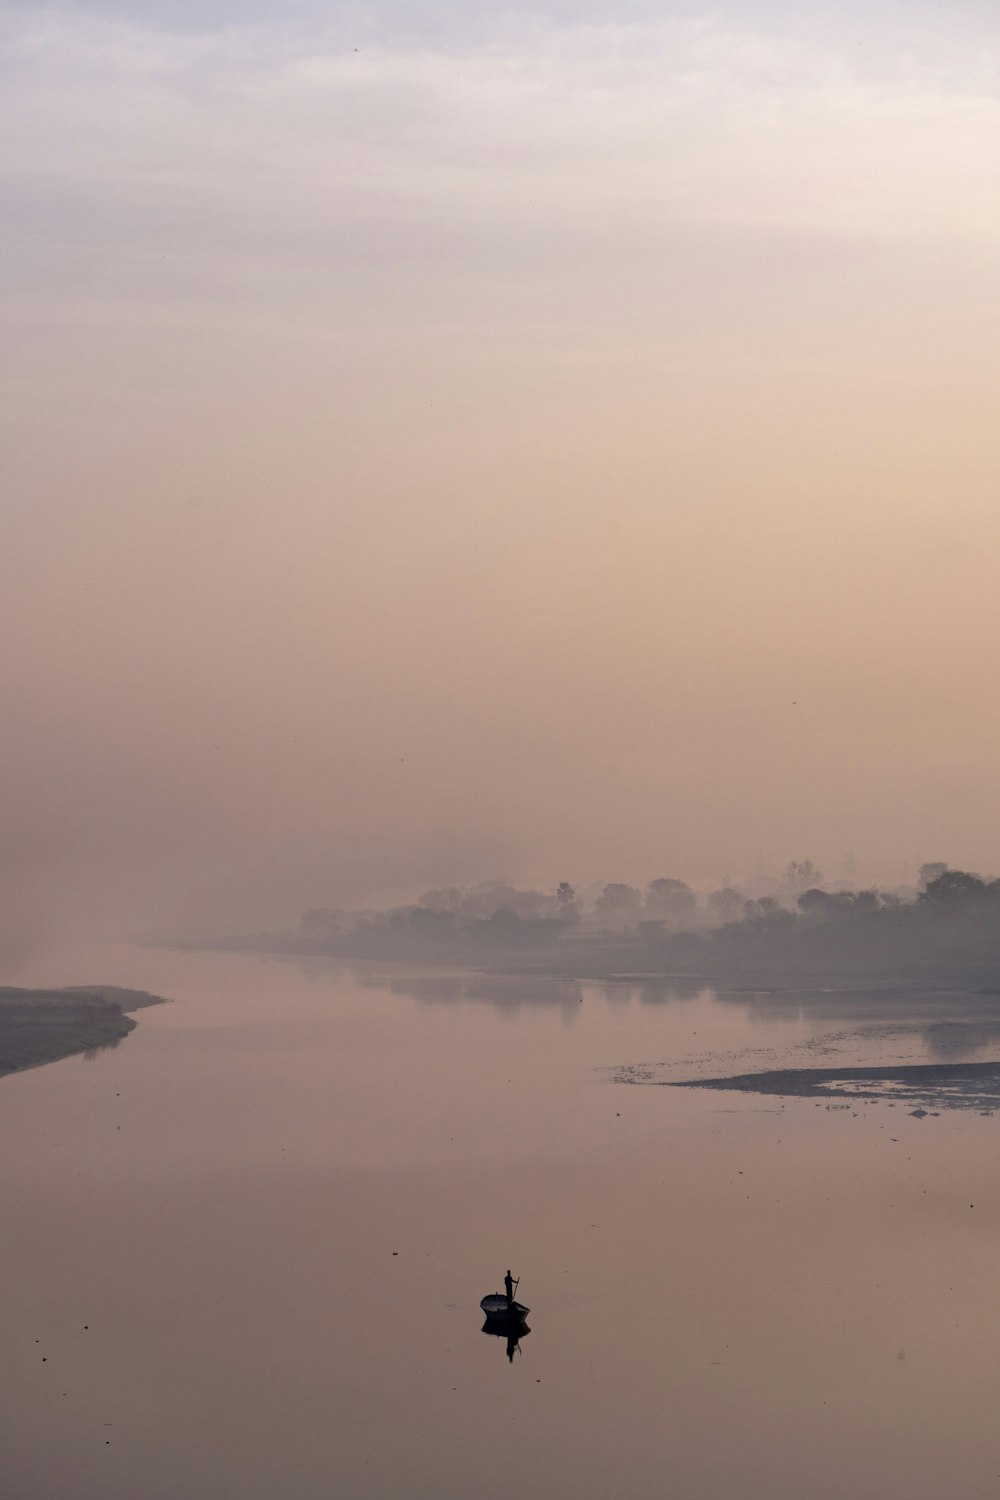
[0,985,168,1077]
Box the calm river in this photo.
[2,945,999,1499]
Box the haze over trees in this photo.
[238,864,1000,986]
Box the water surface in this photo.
[2,947,999,1499]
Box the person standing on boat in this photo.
[504,1269,515,1307]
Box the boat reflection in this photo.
[482,1319,531,1363]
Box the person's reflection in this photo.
[482,1321,531,1362]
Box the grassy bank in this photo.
[0,986,168,1077]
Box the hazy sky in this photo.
[3,0,1000,947]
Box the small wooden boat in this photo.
[480,1294,530,1321]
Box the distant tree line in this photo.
[287,862,1000,981]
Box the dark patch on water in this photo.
[631,1060,1000,1113]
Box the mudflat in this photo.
[667,1060,1000,1113]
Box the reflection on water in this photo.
[81,1033,125,1061]
[358,970,711,1012]
[375,972,584,1009]
[599,979,703,1007]
[921,1019,1000,1059]
[482,1321,531,1363]
[710,981,1000,1032]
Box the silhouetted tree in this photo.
[743,896,783,921]
[431,881,558,921]
[797,888,844,921]
[417,886,464,914]
[798,887,886,923]
[644,878,696,924]
[469,910,562,947]
[594,883,643,927]
[556,881,580,925]
[707,887,743,925]
[919,870,991,905]
[387,905,456,939]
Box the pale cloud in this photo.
[5,6,1000,266]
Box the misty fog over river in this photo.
[7,2,1000,1494]
[3,945,1000,1500]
